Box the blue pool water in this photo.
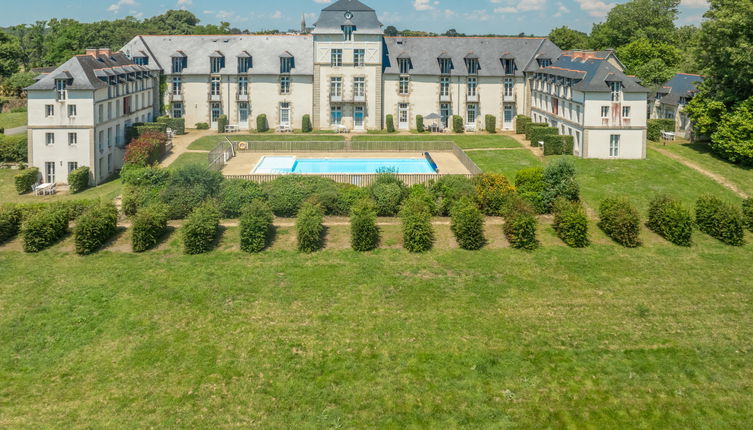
[254,156,436,174]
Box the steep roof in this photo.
[653,73,705,105]
[26,52,151,91]
[537,52,648,93]
[382,37,561,77]
[120,35,314,75]
[323,0,375,11]
[313,0,382,35]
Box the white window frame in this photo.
[45,105,54,117]
[238,77,248,96]
[467,77,477,97]
[67,104,77,118]
[399,76,409,95]
[280,76,290,94]
[68,132,77,146]
[353,49,365,67]
[609,134,620,158]
[440,77,450,97]
[330,77,342,97]
[45,133,54,145]
[331,49,342,67]
[622,106,631,118]
[601,106,609,118]
[280,102,291,126]
[353,77,365,97]
[466,104,478,125]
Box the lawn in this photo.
[168,152,209,170]
[188,134,345,151]
[651,140,753,197]
[353,133,523,149]
[0,111,27,130]
[0,169,122,203]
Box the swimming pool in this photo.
[253,156,437,174]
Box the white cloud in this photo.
[176,0,192,9]
[107,0,137,13]
[554,2,570,16]
[379,11,402,23]
[414,0,437,11]
[575,0,616,17]
[464,10,492,21]
[271,10,283,19]
[681,0,708,7]
[214,10,249,22]
[491,0,546,13]
[313,0,332,4]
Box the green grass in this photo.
[168,152,209,170]
[188,134,346,151]
[468,149,542,178]
[353,134,523,149]
[652,140,753,196]
[0,169,122,203]
[0,111,27,130]
[1,237,753,428]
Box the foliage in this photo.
[452,115,464,133]
[0,204,21,243]
[122,184,162,217]
[124,131,168,167]
[20,207,68,253]
[0,134,27,162]
[541,159,580,213]
[263,175,340,217]
[647,119,678,141]
[131,203,169,252]
[15,200,95,222]
[350,199,380,252]
[646,195,693,246]
[369,182,405,217]
[599,198,642,248]
[182,201,221,255]
[67,166,90,194]
[160,165,223,219]
[302,114,312,133]
[515,167,546,213]
[407,184,437,216]
[1,71,36,96]
[485,115,496,133]
[529,127,558,147]
[240,200,274,253]
[615,38,681,87]
[473,173,515,216]
[590,0,681,49]
[543,134,574,156]
[450,197,485,250]
[195,122,210,130]
[0,30,22,79]
[120,165,170,187]
[337,184,371,215]
[503,209,538,251]
[256,114,269,132]
[709,97,753,165]
[386,114,395,133]
[400,196,435,253]
[524,123,548,141]
[73,202,118,255]
[515,115,531,134]
[553,198,590,248]
[217,114,228,133]
[684,92,727,139]
[743,198,753,232]
[296,202,324,253]
[416,115,424,133]
[14,168,38,195]
[156,116,185,135]
[219,179,265,218]
[548,26,591,50]
[695,194,745,246]
[429,175,477,216]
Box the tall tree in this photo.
[616,38,681,87]
[590,0,680,49]
[547,26,590,50]
[0,30,23,79]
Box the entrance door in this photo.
[504,105,514,130]
[398,103,409,130]
[45,162,55,183]
[280,103,291,127]
[211,103,221,129]
[354,106,365,130]
[440,103,451,129]
[239,102,249,128]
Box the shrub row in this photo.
[15,168,39,194]
[131,204,169,252]
[195,122,210,130]
[553,198,589,248]
[515,115,531,134]
[696,195,744,246]
[240,200,275,253]
[599,198,641,248]
[401,196,435,253]
[0,205,22,244]
[124,131,169,167]
[451,197,485,250]
[21,207,69,253]
[15,200,95,221]
[524,122,548,140]
[646,196,693,246]
[543,134,575,155]
[350,199,380,252]
[647,119,677,141]
[182,201,221,255]
[74,202,118,255]
[296,202,325,253]
[529,126,558,147]
[67,166,90,194]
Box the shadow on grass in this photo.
[680,142,753,173]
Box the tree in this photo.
[674,25,701,74]
[144,10,200,35]
[2,71,37,96]
[709,97,753,164]
[384,26,398,37]
[0,30,23,79]
[590,0,681,49]
[615,38,681,87]
[547,26,590,50]
[684,91,727,138]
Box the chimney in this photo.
[85,48,99,57]
[99,48,112,57]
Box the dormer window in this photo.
[609,81,622,102]
[537,58,552,68]
[210,52,225,74]
[55,79,67,101]
[238,53,252,73]
[342,25,355,41]
[398,57,412,74]
[438,56,453,75]
[171,54,187,74]
[465,57,480,75]
[280,53,295,74]
[502,58,515,75]
[134,56,149,66]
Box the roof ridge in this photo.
[385,36,546,40]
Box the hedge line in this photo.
[529,126,558,147]
[524,122,548,141]
[543,134,575,155]
[240,200,274,253]
[599,198,641,248]
[0,134,27,163]
[553,198,589,248]
[21,207,69,253]
[696,195,744,246]
[15,168,39,194]
[0,205,22,244]
[182,201,221,255]
[296,202,325,253]
[131,204,169,252]
[515,115,531,134]
[74,202,118,255]
[646,196,693,246]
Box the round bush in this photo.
[21,208,69,253]
[264,175,340,217]
[15,168,39,195]
[503,200,538,250]
[430,175,477,216]
[0,205,22,244]
[370,182,405,217]
[473,173,515,216]
[450,198,485,250]
[541,158,580,213]
[552,198,589,248]
[515,167,546,213]
[67,166,90,193]
[400,196,434,253]
[131,204,169,252]
[182,201,221,255]
[350,199,380,252]
[646,195,693,247]
[407,184,437,216]
[742,198,753,232]
[74,202,118,255]
[120,165,170,187]
[219,179,266,218]
[240,200,275,253]
[296,202,325,253]
[598,198,641,248]
[695,195,745,246]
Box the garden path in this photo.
[653,146,748,198]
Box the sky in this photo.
[0,0,710,35]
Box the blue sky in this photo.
[1,0,709,34]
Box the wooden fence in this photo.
[224,173,477,187]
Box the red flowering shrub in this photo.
[124,131,169,167]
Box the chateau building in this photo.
[27,0,649,185]
[649,73,704,139]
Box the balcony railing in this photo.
[440,94,451,102]
[237,93,249,102]
[503,93,516,102]
[467,94,479,103]
[330,94,343,103]
[208,92,222,102]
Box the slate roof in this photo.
[313,0,382,35]
[536,51,648,93]
[26,52,151,91]
[652,73,704,105]
[382,37,562,77]
[120,35,314,76]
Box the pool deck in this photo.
[222,151,471,175]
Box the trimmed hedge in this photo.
[400,196,435,253]
[515,115,531,134]
[182,201,221,255]
[219,179,266,218]
[135,122,167,137]
[256,114,269,132]
[485,115,496,133]
[450,198,485,250]
[131,204,169,252]
[296,202,325,253]
[648,118,677,141]
[350,199,380,252]
[553,198,589,248]
[302,114,313,133]
[743,198,753,232]
[67,166,90,193]
[15,168,39,194]
[157,116,185,135]
[240,200,275,253]
[217,114,228,133]
[0,205,22,244]
[529,126,558,147]
[524,122,548,141]
[21,207,69,253]
[416,115,425,133]
[452,115,464,133]
[473,173,515,216]
[196,122,210,130]
[16,200,95,222]
[74,202,118,255]
[598,198,641,248]
[264,175,341,217]
[121,165,170,187]
[695,195,745,246]
[543,134,575,156]
[386,114,395,133]
[646,195,693,246]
